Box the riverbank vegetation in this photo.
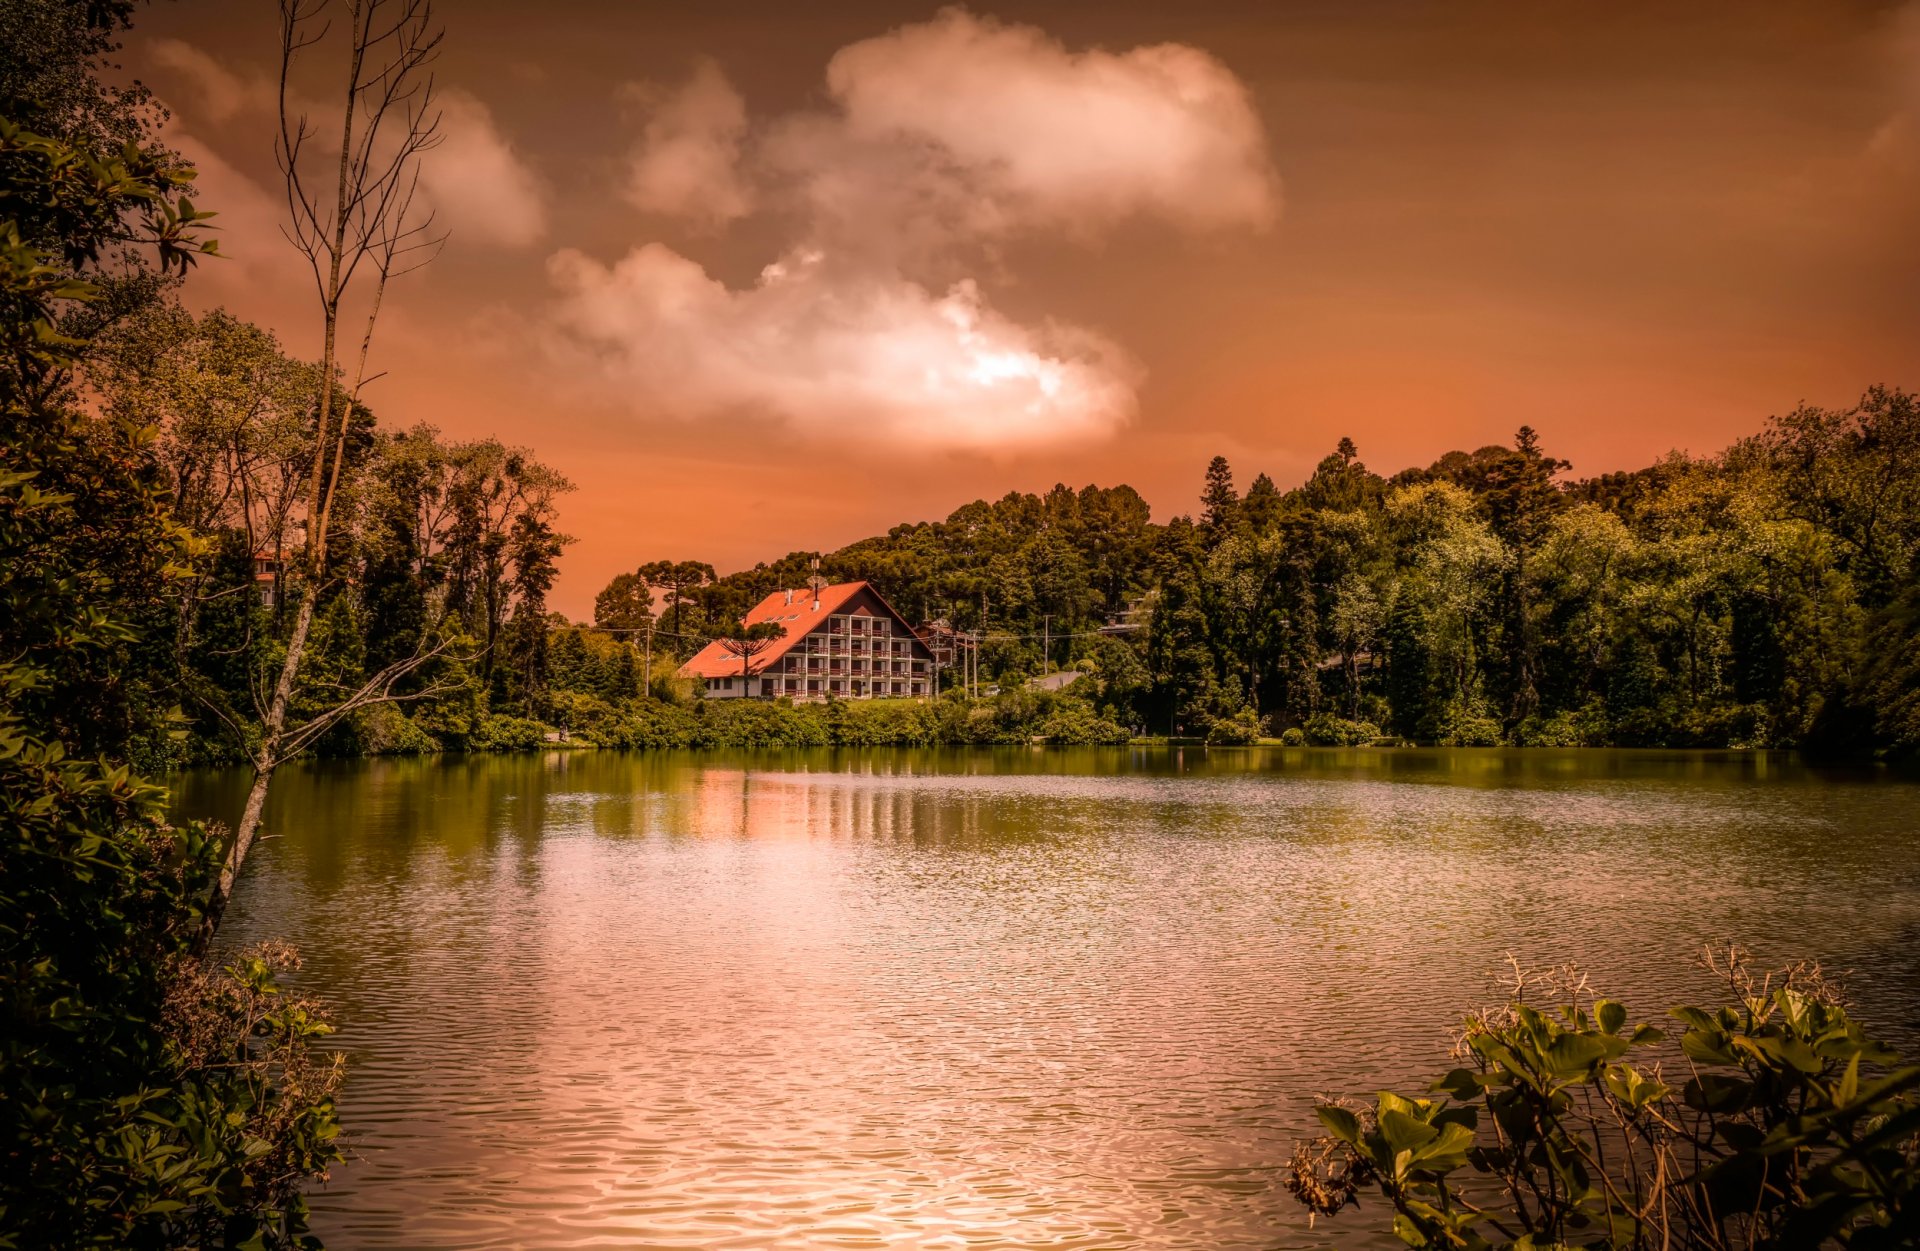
[111,318,1919,760]
[2,1,343,1243]
[106,334,1920,761]
[1286,949,1920,1248]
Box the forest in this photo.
[69,307,1920,762]
[593,400,1920,755]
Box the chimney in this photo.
[785,588,794,606]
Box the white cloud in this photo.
[823,7,1277,233]
[623,60,752,226]
[422,89,549,247]
[552,8,1276,452]
[546,244,1140,451]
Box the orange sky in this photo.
[127,0,1920,619]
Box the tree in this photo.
[1756,387,1920,610]
[2,6,342,1239]
[637,559,716,647]
[718,620,785,690]
[1200,454,1238,540]
[500,510,568,715]
[1242,471,1284,532]
[595,570,655,631]
[214,0,451,926]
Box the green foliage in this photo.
[1,16,341,1239]
[1511,708,1590,747]
[1302,713,1380,746]
[1205,708,1261,745]
[1037,700,1131,745]
[1279,726,1307,746]
[466,713,550,753]
[354,702,438,755]
[1288,951,1920,1250]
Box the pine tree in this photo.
[1200,455,1238,540]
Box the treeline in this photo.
[72,301,575,766]
[611,402,1920,755]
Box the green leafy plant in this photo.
[1287,949,1920,1249]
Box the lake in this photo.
[172,747,1920,1250]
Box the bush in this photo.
[1436,706,1503,747]
[1279,726,1306,747]
[1037,701,1131,745]
[699,699,829,748]
[1511,710,1585,748]
[1303,713,1380,746]
[357,702,439,754]
[466,713,552,752]
[1286,948,1920,1250]
[1205,709,1261,745]
[830,698,939,746]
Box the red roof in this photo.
[678,581,875,679]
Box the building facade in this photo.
[678,581,935,700]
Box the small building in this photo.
[678,581,936,701]
[253,549,282,607]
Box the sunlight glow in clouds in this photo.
[557,7,1277,452]
[548,245,1139,451]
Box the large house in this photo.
[678,581,936,700]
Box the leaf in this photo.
[1315,1104,1361,1145]
[1412,1121,1476,1171]
[1433,1067,1485,1099]
[1683,1073,1752,1114]
[1836,1051,1861,1107]
[1380,1108,1441,1158]
[1596,999,1627,1035]
[1681,1028,1736,1066]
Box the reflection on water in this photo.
[172,748,1920,1250]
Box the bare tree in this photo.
[206,0,451,936]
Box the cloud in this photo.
[546,244,1140,451]
[149,39,265,122]
[822,7,1277,233]
[623,60,752,226]
[422,89,549,247]
[550,8,1276,452]
[146,42,547,250]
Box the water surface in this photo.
[174,747,1920,1250]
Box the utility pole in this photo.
[642,616,653,698]
[1042,615,1051,678]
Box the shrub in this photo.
[1511,710,1585,748]
[1279,726,1306,747]
[466,713,552,752]
[1286,948,1920,1250]
[357,702,439,754]
[831,698,939,746]
[1206,709,1261,745]
[1303,713,1380,746]
[699,699,829,748]
[1437,707,1504,747]
[1037,701,1131,745]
